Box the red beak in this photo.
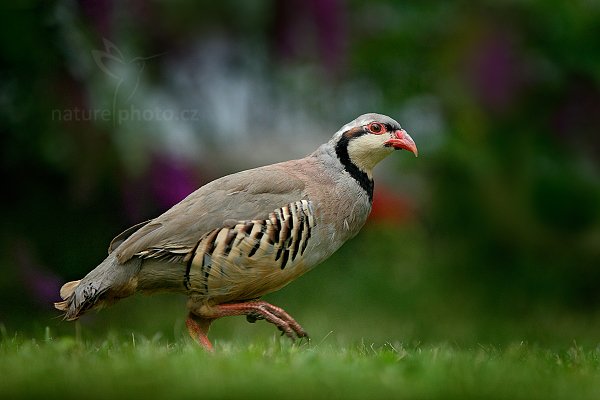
[384,129,418,157]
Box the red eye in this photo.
[367,122,386,134]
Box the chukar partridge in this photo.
[55,113,418,350]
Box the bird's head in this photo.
[331,113,418,178]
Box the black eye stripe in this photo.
[343,126,368,139]
[342,122,399,139]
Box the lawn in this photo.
[2,329,600,400]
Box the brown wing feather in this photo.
[108,220,152,254]
[114,162,307,264]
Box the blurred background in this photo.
[1,0,599,347]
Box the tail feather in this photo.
[59,280,81,300]
[53,299,69,312]
[54,253,141,320]
[54,279,81,317]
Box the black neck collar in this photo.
[334,133,374,202]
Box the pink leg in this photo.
[204,301,309,342]
[186,313,214,351]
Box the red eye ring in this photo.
[367,122,386,134]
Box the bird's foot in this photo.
[210,301,309,342]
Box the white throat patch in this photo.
[346,134,394,177]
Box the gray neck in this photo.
[311,141,374,202]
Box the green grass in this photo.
[2,330,600,400]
